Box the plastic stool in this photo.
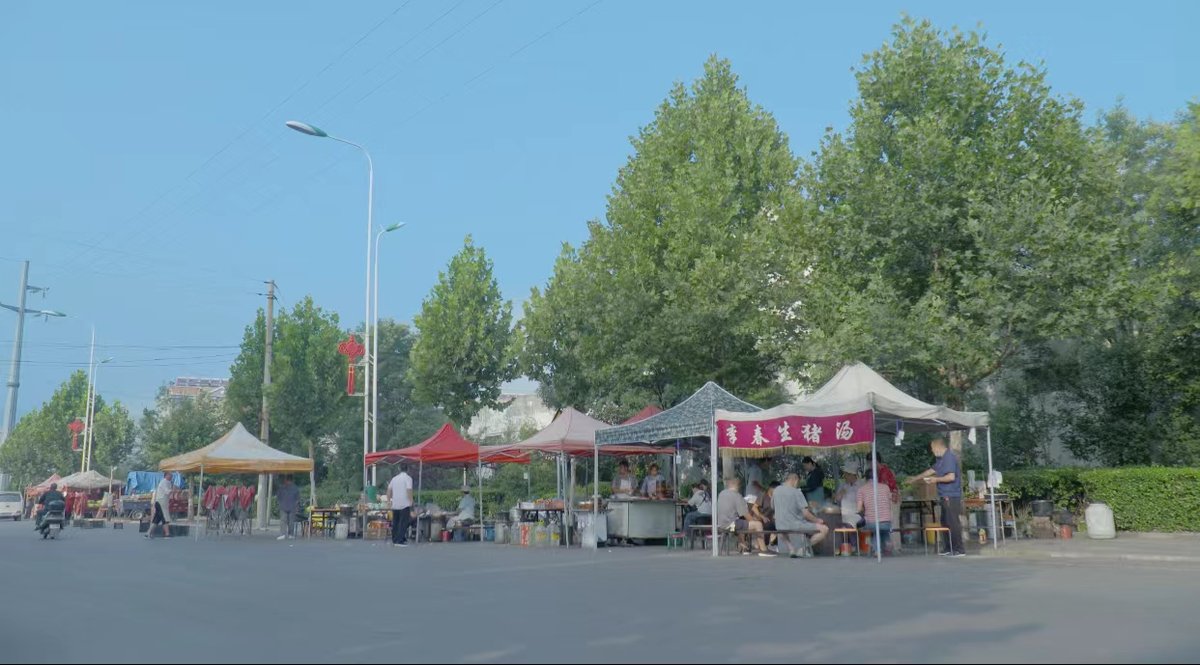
[833,528,859,556]
[667,532,685,550]
[924,526,951,556]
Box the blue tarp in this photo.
[125,471,183,495]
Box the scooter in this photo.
[36,499,66,539]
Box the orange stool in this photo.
[924,526,951,556]
[833,527,859,556]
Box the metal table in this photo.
[606,499,677,540]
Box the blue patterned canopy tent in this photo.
[595,381,760,447]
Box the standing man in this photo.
[911,437,966,557]
[276,475,300,540]
[387,464,414,548]
[149,474,174,538]
[800,456,826,505]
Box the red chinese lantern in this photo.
[337,334,365,396]
[68,419,85,451]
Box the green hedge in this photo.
[1002,467,1200,532]
[1003,469,1085,509]
[1080,467,1200,532]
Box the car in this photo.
[0,491,24,521]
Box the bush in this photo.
[1080,467,1200,532]
[1002,469,1086,509]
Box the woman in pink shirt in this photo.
[857,466,894,555]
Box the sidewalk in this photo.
[978,531,1200,564]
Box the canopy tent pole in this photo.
[197,465,204,542]
[592,439,599,548]
[710,412,718,558]
[416,461,423,544]
[987,426,998,550]
[870,435,881,564]
[477,457,483,545]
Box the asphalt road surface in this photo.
[2,520,1196,663]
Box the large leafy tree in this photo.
[224,310,266,437]
[138,390,227,466]
[764,19,1130,406]
[0,371,135,487]
[1055,104,1200,465]
[410,236,514,427]
[374,319,447,449]
[520,56,798,411]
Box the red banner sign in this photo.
[716,409,875,450]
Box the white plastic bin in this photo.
[1085,503,1116,539]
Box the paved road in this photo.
[2,520,1196,663]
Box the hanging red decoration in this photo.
[68,418,85,452]
[337,334,366,396]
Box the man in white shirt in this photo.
[834,465,865,528]
[447,487,476,529]
[683,479,712,532]
[387,464,414,547]
[149,474,174,538]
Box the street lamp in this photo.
[371,222,406,485]
[83,356,112,472]
[286,119,374,492]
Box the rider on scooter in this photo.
[34,483,66,530]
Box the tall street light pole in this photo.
[84,355,112,473]
[371,222,405,486]
[286,120,374,493]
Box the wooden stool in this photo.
[833,528,859,556]
[924,526,951,555]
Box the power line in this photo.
[57,2,416,274]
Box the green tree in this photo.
[374,319,446,449]
[267,297,353,461]
[410,236,514,427]
[520,56,797,411]
[764,18,1130,407]
[224,309,266,436]
[0,371,135,487]
[138,390,227,466]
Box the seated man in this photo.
[34,483,66,531]
[834,465,865,528]
[446,487,476,530]
[857,467,893,555]
[773,473,829,558]
[715,476,772,557]
[682,480,712,531]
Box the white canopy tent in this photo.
[715,363,992,561]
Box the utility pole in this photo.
[255,280,275,529]
[1,260,63,446]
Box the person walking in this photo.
[148,474,174,538]
[911,437,966,556]
[387,464,414,547]
[276,475,300,540]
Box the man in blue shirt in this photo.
[912,438,966,556]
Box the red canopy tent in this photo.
[365,424,527,543]
[622,405,663,425]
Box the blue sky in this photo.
[1,0,1197,420]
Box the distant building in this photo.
[167,377,229,402]
[467,393,554,443]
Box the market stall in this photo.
[365,423,529,543]
[159,422,313,538]
[56,470,122,519]
[484,407,661,546]
[714,362,991,561]
[593,382,762,542]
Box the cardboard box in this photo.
[903,480,937,502]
